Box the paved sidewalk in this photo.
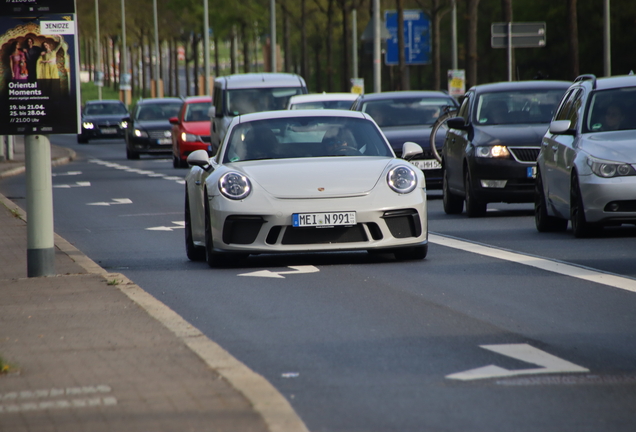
[0,139,308,432]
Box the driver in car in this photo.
[324,128,359,155]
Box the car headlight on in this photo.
[219,172,251,200]
[587,157,636,178]
[181,132,199,142]
[120,120,128,129]
[476,145,510,158]
[387,165,418,194]
[82,122,94,130]
[134,129,148,138]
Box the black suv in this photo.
[78,100,129,144]
[125,98,183,160]
[442,80,570,217]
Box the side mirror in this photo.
[207,106,216,118]
[187,149,211,168]
[446,116,469,130]
[402,142,423,161]
[169,116,179,125]
[549,120,575,135]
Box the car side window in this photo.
[554,88,578,121]
[567,89,584,128]
[213,85,223,115]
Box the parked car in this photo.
[170,96,213,168]
[350,91,459,189]
[535,74,636,237]
[184,109,428,267]
[77,100,129,144]
[287,92,359,110]
[125,97,183,160]
[442,80,570,217]
[209,73,308,150]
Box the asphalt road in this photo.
[2,135,635,432]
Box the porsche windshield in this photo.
[223,117,393,163]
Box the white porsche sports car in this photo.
[184,109,428,267]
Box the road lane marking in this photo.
[87,198,133,206]
[446,344,589,381]
[89,159,185,185]
[146,221,185,231]
[52,171,82,176]
[239,265,320,278]
[53,181,91,188]
[429,233,636,294]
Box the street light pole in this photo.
[203,0,211,95]
[120,0,129,104]
[373,0,381,92]
[270,0,276,72]
[153,0,161,97]
[451,0,458,70]
[603,0,611,77]
[95,0,102,100]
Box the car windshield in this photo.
[85,103,127,115]
[361,97,455,127]
[228,88,305,115]
[136,103,182,121]
[222,117,392,163]
[584,86,636,133]
[290,100,356,110]
[475,89,566,125]
[184,102,211,122]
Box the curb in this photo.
[0,153,310,432]
[0,145,77,179]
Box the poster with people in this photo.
[0,14,80,135]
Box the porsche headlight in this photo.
[476,145,510,158]
[387,165,417,194]
[181,132,199,142]
[219,172,251,200]
[134,129,148,138]
[82,122,94,130]
[587,157,636,178]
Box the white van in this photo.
[209,73,308,152]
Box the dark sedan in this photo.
[442,80,570,217]
[351,91,459,189]
[125,97,183,160]
[77,100,129,144]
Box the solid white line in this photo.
[429,233,636,294]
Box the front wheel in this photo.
[443,168,464,214]
[185,191,205,261]
[535,170,568,232]
[464,170,487,217]
[570,175,598,238]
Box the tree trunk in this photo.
[567,0,579,79]
[184,38,190,96]
[466,0,480,88]
[214,33,220,78]
[301,0,308,80]
[283,9,291,73]
[341,0,350,91]
[431,0,441,90]
[193,36,200,96]
[501,0,514,80]
[242,22,251,73]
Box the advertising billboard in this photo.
[0,14,80,134]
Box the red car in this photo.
[170,96,213,168]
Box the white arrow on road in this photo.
[239,265,320,278]
[146,221,185,231]
[446,344,589,381]
[53,181,91,188]
[87,198,133,206]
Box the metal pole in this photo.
[451,0,458,70]
[203,0,211,95]
[120,0,128,102]
[153,0,161,97]
[270,0,276,72]
[352,9,358,79]
[25,135,55,277]
[603,0,611,77]
[95,0,102,100]
[507,22,512,81]
[373,0,381,93]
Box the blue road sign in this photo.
[385,10,430,65]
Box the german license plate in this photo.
[158,138,171,145]
[292,211,356,227]
[100,127,117,134]
[411,159,441,170]
[527,166,537,178]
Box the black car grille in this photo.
[149,130,170,140]
[509,147,540,163]
[282,225,368,245]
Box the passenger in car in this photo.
[602,103,625,131]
